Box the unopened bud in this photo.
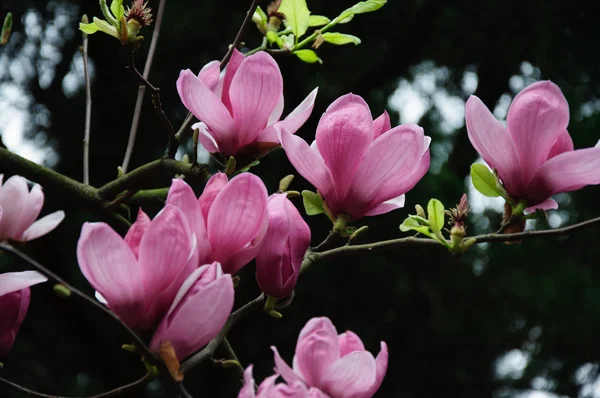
[415,204,426,218]
[53,284,72,298]
[348,225,369,245]
[225,156,236,175]
[122,343,137,353]
[284,190,300,198]
[1,13,13,45]
[278,174,294,192]
[268,309,283,319]
[459,238,477,253]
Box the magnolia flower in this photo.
[256,194,311,298]
[0,175,65,242]
[466,80,600,211]
[177,49,318,158]
[150,262,234,361]
[239,365,328,398]
[166,173,269,275]
[279,93,430,220]
[0,271,47,356]
[77,206,198,330]
[258,317,388,398]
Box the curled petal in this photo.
[547,129,574,160]
[197,60,221,92]
[0,271,47,297]
[321,351,377,398]
[272,346,305,385]
[525,198,559,214]
[221,48,245,112]
[363,194,406,217]
[199,172,229,222]
[16,184,44,238]
[0,176,30,240]
[373,110,391,139]
[278,87,319,135]
[192,122,220,153]
[123,209,151,258]
[364,342,389,398]
[338,331,366,357]
[295,317,340,388]
[20,211,65,242]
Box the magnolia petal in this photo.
[192,122,220,153]
[268,94,285,127]
[295,317,340,388]
[229,52,283,146]
[0,288,30,356]
[272,346,305,385]
[373,110,391,139]
[221,48,245,113]
[525,198,559,214]
[0,271,47,297]
[315,94,374,199]
[16,184,44,238]
[197,60,221,92]
[123,209,151,258]
[506,81,570,183]
[278,87,319,135]
[338,331,366,357]
[20,211,65,241]
[527,146,600,205]
[239,365,257,398]
[0,176,29,240]
[547,129,574,160]
[364,342,389,398]
[207,173,268,270]
[363,194,406,217]
[199,172,229,222]
[465,95,524,196]
[321,351,377,398]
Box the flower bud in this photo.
[256,194,311,298]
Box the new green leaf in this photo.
[278,0,311,40]
[302,190,325,216]
[295,49,323,64]
[427,199,445,233]
[337,0,387,23]
[321,32,361,45]
[470,164,504,198]
[110,0,125,22]
[309,15,330,27]
[400,218,431,236]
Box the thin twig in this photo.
[125,48,179,159]
[122,0,168,172]
[180,294,264,374]
[0,242,149,354]
[81,16,92,185]
[0,373,152,398]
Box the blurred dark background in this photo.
[1,0,600,397]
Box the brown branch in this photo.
[0,242,149,354]
[125,48,179,159]
[0,373,152,398]
[122,0,168,172]
[81,15,92,185]
[180,294,264,374]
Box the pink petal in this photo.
[192,122,220,153]
[373,110,391,139]
[315,94,374,200]
[255,372,281,397]
[546,129,574,160]
[363,194,406,217]
[338,331,365,357]
[167,179,210,262]
[199,172,229,222]
[268,94,285,127]
[295,317,340,388]
[207,173,268,273]
[0,176,29,240]
[20,210,65,241]
[138,205,198,326]
[0,271,47,296]
[221,48,245,113]
[150,268,234,361]
[197,60,221,92]
[15,184,44,237]
[527,146,600,205]
[222,215,269,275]
[238,365,256,398]
[321,351,377,398]
[272,346,305,385]
[0,287,30,356]
[507,81,570,183]
[177,69,237,154]
[76,223,145,328]
[278,127,337,207]
[364,342,389,398]
[346,124,427,220]
[229,52,283,147]
[525,198,558,214]
[465,96,524,196]
[123,209,151,258]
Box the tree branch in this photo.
[180,294,264,374]
[81,16,92,185]
[0,373,152,398]
[122,0,168,172]
[0,242,150,354]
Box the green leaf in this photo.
[427,199,445,233]
[278,0,311,41]
[337,0,387,22]
[399,218,431,236]
[79,22,101,34]
[266,31,285,48]
[470,164,503,198]
[309,15,330,27]
[295,49,323,64]
[321,32,361,45]
[110,0,125,22]
[1,12,13,45]
[302,190,325,216]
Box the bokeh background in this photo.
[1,0,600,397]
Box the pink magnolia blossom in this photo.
[0,175,65,242]
[239,365,328,398]
[263,317,388,398]
[177,49,318,157]
[77,206,198,330]
[279,93,430,220]
[166,172,269,275]
[255,194,311,298]
[150,262,234,361]
[0,271,47,356]
[466,80,600,211]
